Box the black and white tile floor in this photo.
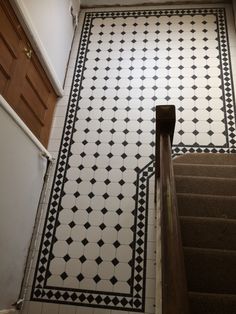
[21,4,236,314]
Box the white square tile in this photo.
[59,304,76,314]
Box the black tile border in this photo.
[31,7,236,312]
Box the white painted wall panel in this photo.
[0,101,47,309]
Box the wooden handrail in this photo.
[156,105,189,314]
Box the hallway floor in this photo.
[21,3,236,314]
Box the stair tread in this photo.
[184,247,236,294]
[173,163,236,178]
[175,175,236,196]
[173,153,236,165]
[180,217,236,250]
[189,291,236,314]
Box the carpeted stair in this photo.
[173,153,236,314]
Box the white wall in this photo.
[81,0,228,7]
[0,100,47,309]
[233,0,236,29]
[13,0,80,93]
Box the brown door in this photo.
[0,1,57,147]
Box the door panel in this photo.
[0,35,17,77]
[0,62,10,92]
[18,95,43,136]
[19,80,45,126]
[0,4,21,96]
[27,58,51,107]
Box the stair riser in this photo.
[175,176,236,196]
[189,293,236,314]
[184,248,236,294]
[174,153,236,165]
[177,194,236,219]
[180,218,236,250]
[174,164,236,178]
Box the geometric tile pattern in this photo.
[31,7,236,312]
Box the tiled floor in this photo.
[21,3,236,314]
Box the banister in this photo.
[155,105,189,314]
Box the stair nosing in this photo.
[183,246,236,255]
[179,216,236,223]
[175,174,236,181]
[189,291,236,298]
[174,163,236,168]
[177,192,236,199]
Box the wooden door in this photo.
[0,1,58,147]
[0,2,26,99]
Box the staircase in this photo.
[173,153,236,314]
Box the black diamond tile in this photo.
[106,165,112,171]
[79,255,87,263]
[122,140,128,146]
[72,206,78,213]
[93,274,101,283]
[63,254,71,262]
[66,237,73,245]
[105,179,111,185]
[81,238,88,246]
[119,179,125,186]
[84,222,91,229]
[113,240,120,248]
[95,256,103,265]
[112,258,119,266]
[88,192,95,199]
[69,221,76,228]
[98,239,105,247]
[117,193,124,200]
[110,276,118,285]
[77,273,84,282]
[103,193,109,199]
[99,223,106,230]
[120,166,126,172]
[76,178,82,184]
[74,191,80,198]
[115,224,122,231]
[86,207,93,214]
[101,207,108,214]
